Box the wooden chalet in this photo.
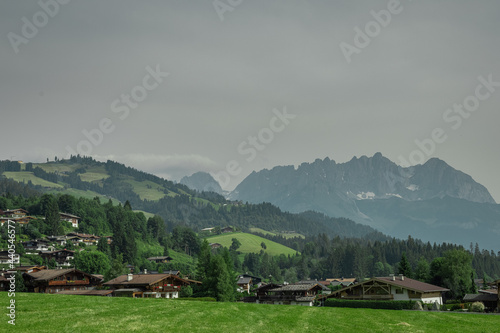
[1,208,28,217]
[22,239,54,252]
[464,290,498,311]
[103,273,201,299]
[326,275,449,305]
[146,256,173,264]
[245,283,323,306]
[59,212,81,228]
[221,226,234,233]
[24,268,102,293]
[237,276,252,293]
[39,249,75,267]
[66,233,100,244]
[496,279,500,310]
[209,243,222,250]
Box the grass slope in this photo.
[205,232,297,257]
[3,293,498,333]
[2,171,63,188]
[249,227,305,239]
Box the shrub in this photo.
[324,299,415,310]
[469,302,485,313]
[450,304,463,311]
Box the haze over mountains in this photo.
[221,153,499,251]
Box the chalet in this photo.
[264,283,324,306]
[22,239,54,252]
[327,277,357,288]
[0,215,36,225]
[39,249,75,267]
[221,226,234,233]
[9,265,46,274]
[326,275,449,305]
[1,208,28,218]
[147,256,173,264]
[209,243,222,250]
[237,276,252,293]
[66,233,100,244]
[60,212,81,228]
[0,250,18,265]
[24,268,102,293]
[463,289,498,311]
[103,273,201,299]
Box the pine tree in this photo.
[398,252,413,278]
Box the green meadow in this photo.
[2,293,497,333]
[205,232,298,257]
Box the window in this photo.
[395,288,403,294]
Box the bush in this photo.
[450,304,463,311]
[324,299,415,310]
[469,302,485,313]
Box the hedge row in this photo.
[324,298,415,310]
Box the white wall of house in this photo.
[390,286,443,305]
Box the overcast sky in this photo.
[1,1,499,201]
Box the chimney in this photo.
[144,268,147,275]
[399,274,404,281]
[389,274,395,281]
[127,274,133,282]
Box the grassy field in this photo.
[205,232,297,257]
[2,172,63,188]
[125,179,167,201]
[2,293,498,333]
[249,227,305,239]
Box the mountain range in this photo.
[227,153,500,250]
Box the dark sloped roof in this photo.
[237,277,252,285]
[270,284,322,292]
[27,269,93,282]
[463,293,498,302]
[104,273,190,287]
[375,277,449,293]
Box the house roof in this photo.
[328,276,448,298]
[254,283,281,292]
[479,289,498,295]
[103,273,191,287]
[59,212,81,219]
[270,283,323,292]
[463,293,498,303]
[374,276,449,293]
[2,209,28,214]
[56,289,113,296]
[237,277,252,285]
[147,256,172,261]
[27,269,95,282]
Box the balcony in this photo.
[49,280,89,286]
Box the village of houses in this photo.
[1,208,499,312]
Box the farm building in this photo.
[326,275,449,305]
[103,273,201,298]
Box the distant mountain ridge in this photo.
[180,172,223,195]
[229,153,500,250]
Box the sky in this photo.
[1,1,500,202]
